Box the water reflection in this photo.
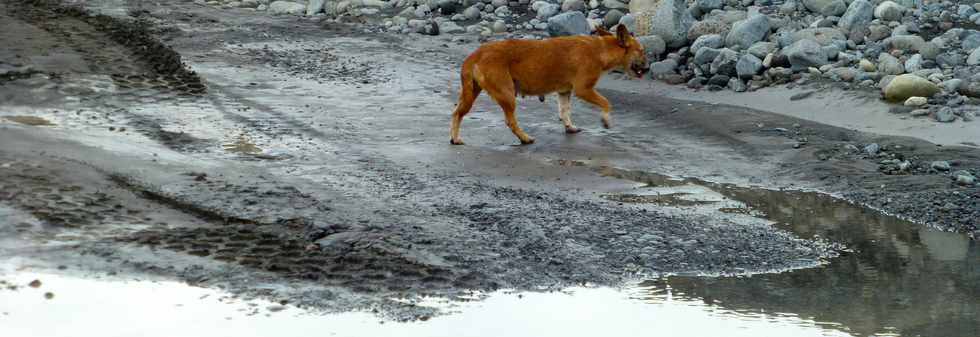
[635,176,980,337]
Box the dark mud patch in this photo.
[2,115,53,126]
[244,46,390,84]
[106,173,255,226]
[8,0,204,91]
[600,193,717,206]
[0,157,146,231]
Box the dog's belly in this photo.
[514,80,571,96]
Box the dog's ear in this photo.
[616,24,629,47]
[594,26,613,36]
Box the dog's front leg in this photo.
[558,92,581,134]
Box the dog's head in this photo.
[596,25,649,78]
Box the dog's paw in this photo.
[520,137,536,145]
[450,139,465,145]
[565,126,582,134]
[602,120,611,129]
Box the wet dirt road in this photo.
[1,1,978,336]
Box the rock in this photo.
[934,107,956,122]
[779,0,798,15]
[962,33,980,50]
[942,79,964,93]
[708,74,730,86]
[536,3,560,20]
[561,0,586,12]
[548,11,589,36]
[874,1,904,22]
[878,53,904,75]
[859,58,876,72]
[968,48,980,66]
[904,54,922,72]
[785,28,846,47]
[464,6,481,19]
[736,54,763,79]
[493,5,511,17]
[269,1,306,14]
[903,96,927,106]
[868,24,891,42]
[729,77,748,92]
[618,14,636,32]
[694,47,722,65]
[864,143,880,155]
[687,19,728,41]
[959,4,977,18]
[936,53,964,68]
[826,67,857,81]
[492,20,507,33]
[691,34,724,54]
[631,0,695,48]
[839,0,873,34]
[417,20,440,35]
[604,9,624,28]
[603,0,628,9]
[930,160,951,171]
[747,42,776,59]
[965,110,977,122]
[415,4,432,18]
[650,59,679,77]
[785,39,828,70]
[883,74,940,101]
[441,21,466,33]
[306,0,326,15]
[802,0,847,17]
[694,0,724,14]
[710,48,739,76]
[726,15,770,50]
[687,76,706,88]
[881,35,925,53]
[637,35,667,58]
[956,172,976,186]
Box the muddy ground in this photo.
[0,0,978,320]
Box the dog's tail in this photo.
[450,56,482,144]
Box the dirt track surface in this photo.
[1,0,977,319]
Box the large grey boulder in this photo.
[747,41,777,59]
[878,53,905,75]
[547,11,590,36]
[711,48,739,76]
[785,39,828,70]
[536,3,560,20]
[687,19,728,41]
[725,15,770,50]
[604,10,625,28]
[968,48,980,65]
[691,34,724,54]
[838,0,873,34]
[962,33,980,50]
[802,0,847,16]
[630,0,695,48]
[783,28,846,47]
[269,1,307,15]
[874,1,904,22]
[693,47,723,65]
[637,35,667,58]
[736,54,763,79]
[306,0,326,15]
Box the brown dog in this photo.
[449,25,649,145]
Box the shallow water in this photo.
[0,270,852,337]
[594,165,980,337]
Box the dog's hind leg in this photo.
[482,72,534,144]
[450,62,482,145]
[558,92,581,134]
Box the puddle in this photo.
[3,115,53,126]
[577,161,980,337]
[222,134,262,155]
[0,270,852,337]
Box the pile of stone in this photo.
[199,0,980,123]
